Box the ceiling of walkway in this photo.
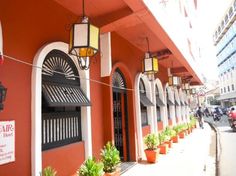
[54,0,201,85]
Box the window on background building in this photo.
[232,84,235,91]
[228,86,230,92]
[218,26,221,35]
[41,50,90,151]
[221,20,225,29]
[229,7,233,17]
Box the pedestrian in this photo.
[196,106,204,129]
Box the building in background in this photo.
[213,0,236,107]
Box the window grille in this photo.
[112,69,126,91]
[42,112,81,150]
[42,50,89,150]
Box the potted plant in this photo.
[171,126,180,143]
[175,124,185,138]
[100,141,121,176]
[41,166,57,176]
[164,127,176,148]
[77,157,104,176]
[144,133,160,163]
[158,131,169,154]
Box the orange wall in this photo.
[42,142,85,176]
[0,0,83,175]
[142,125,151,137]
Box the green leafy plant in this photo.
[144,133,159,150]
[41,166,57,176]
[100,141,121,173]
[78,157,104,176]
[164,127,176,138]
[173,124,184,133]
[158,131,170,144]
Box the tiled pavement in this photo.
[121,123,216,176]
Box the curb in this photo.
[205,121,220,176]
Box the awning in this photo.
[175,99,181,106]
[156,96,165,106]
[180,100,185,106]
[185,100,189,106]
[217,92,236,100]
[167,97,175,106]
[140,94,154,107]
[42,82,91,107]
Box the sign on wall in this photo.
[0,121,15,165]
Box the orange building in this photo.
[0,0,202,175]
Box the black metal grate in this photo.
[42,112,82,150]
[113,92,124,159]
[112,69,126,90]
[42,82,90,107]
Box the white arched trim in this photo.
[179,89,186,123]
[31,42,92,176]
[165,85,176,126]
[154,78,165,131]
[174,88,181,124]
[134,73,154,159]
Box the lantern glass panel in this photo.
[144,58,152,72]
[89,24,99,50]
[153,57,158,72]
[74,23,88,47]
[173,76,178,85]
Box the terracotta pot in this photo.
[179,131,185,138]
[144,148,160,163]
[172,135,179,143]
[104,169,121,176]
[158,144,169,154]
[165,139,173,148]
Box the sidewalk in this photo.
[122,123,216,176]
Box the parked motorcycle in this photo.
[213,112,221,121]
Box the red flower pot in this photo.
[179,131,185,138]
[158,144,169,154]
[144,148,160,163]
[172,135,179,143]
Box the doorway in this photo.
[112,69,129,161]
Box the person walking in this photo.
[196,106,204,129]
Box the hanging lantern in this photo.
[0,82,7,111]
[168,76,181,86]
[142,52,158,75]
[182,82,190,90]
[190,88,196,95]
[69,0,100,70]
[142,37,158,80]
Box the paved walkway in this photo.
[122,123,216,176]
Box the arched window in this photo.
[112,69,126,91]
[41,49,90,150]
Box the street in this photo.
[204,115,236,176]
